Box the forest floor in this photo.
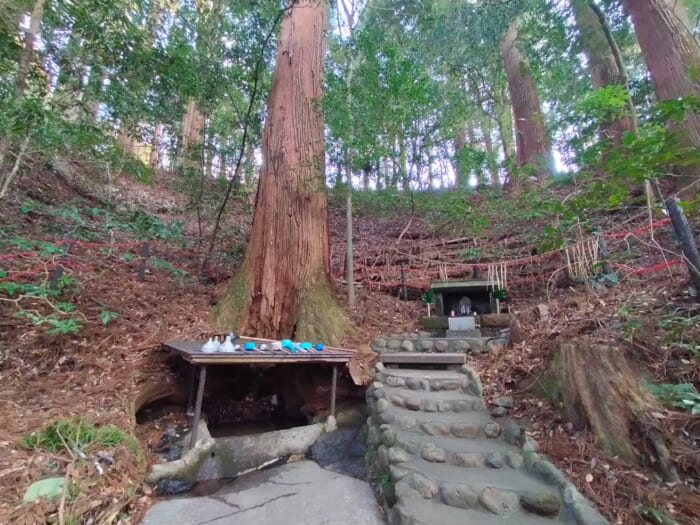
[0,166,698,524]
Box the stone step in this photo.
[398,458,557,498]
[378,368,469,392]
[377,406,491,436]
[381,386,485,414]
[390,498,571,525]
[392,431,517,468]
[380,352,466,365]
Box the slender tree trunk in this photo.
[213,0,344,343]
[346,164,355,307]
[454,127,468,189]
[179,98,205,171]
[623,0,700,194]
[482,119,500,190]
[571,0,635,144]
[150,123,162,169]
[15,0,44,99]
[500,22,552,186]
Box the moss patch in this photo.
[211,263,249,330]
[295,276,347,345]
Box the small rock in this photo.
[506,451,524,469]
[23,477,65,502]
[374,338,387,348]
[373,387,386,399]
[418,331,433,338]
[377,411,395,424]
[485,452,505,468]
[421,399,438,412]
[520,492,561,517]
[396,436,420,455]
[155,477,194,496]
[376,399,389,413]
[419,339,435,351]
[534,460,568,487]
[484,422,502,438]
[419,421,451,436]
[522,435,539,453]
[491,407,508,418]
[387,339,401,349]
[421,444,447,463]
[453,340,471,352]
[381,429,397,447]
[437,400,453,412]
[384,375,405,388]
[407,473,438,499]
[453,452,484,468]
[492,396,514,408]
[440,482,479,509]
[390,394,405,408]
[451,423,481,439]
[503,424,522,445]
[433,340,450,352]
[430,379,460,391]
[479,487,519,515]
[405,378,428,391]
[452,400,472,413]
[388,446,411,464]
[404,397,421,411]
[400,340,414,352]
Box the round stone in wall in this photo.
[440,482,479,509]
[421,444,447,463]
[373,338,387,348]
[387,339,401,349]
[400,340,415,352]
[480,487,519,515]
[418,339,434,351]
[434,339,449,352]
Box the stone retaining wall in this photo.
[371,332,509,354]
[365,362,608,525]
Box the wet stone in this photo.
[520,492,561,517]
[421,445,447,463]
[440,483,479,509]
[479,487,519,515]
[155,477,194,496]
[485,451,505,469]
[453,452,485,468]
[419,421,451,436]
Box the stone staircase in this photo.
[366,364,609,525]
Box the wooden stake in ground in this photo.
[213,0,345,344]
[665,197,700,298]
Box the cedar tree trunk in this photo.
[571,0,636,144]
[500,22,552,186]
[213,0,345,344]
[453,127,468,189]
[623,0,700,193]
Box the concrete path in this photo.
[142,460,384,525]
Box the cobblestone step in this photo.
[378,386,485,413]
[377,368,469,392]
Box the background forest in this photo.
[2,0,700,524]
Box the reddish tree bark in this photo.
[214,0,344,343]
[571,0,635,144]
[623,0,700,193]
[500,22,552,187]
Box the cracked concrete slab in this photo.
[142,460,385,525]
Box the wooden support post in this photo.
[330,365,338,417]
[189,365,207,449]
[666,197,700,298]
[137,242,150,282]
[400,264,408,301]
[49,240,71,291]
[186,365,197,417]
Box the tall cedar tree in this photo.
[500,22,552,187]
[571,0,636,144]
[623,0,700,194]
[213,0,345,344]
